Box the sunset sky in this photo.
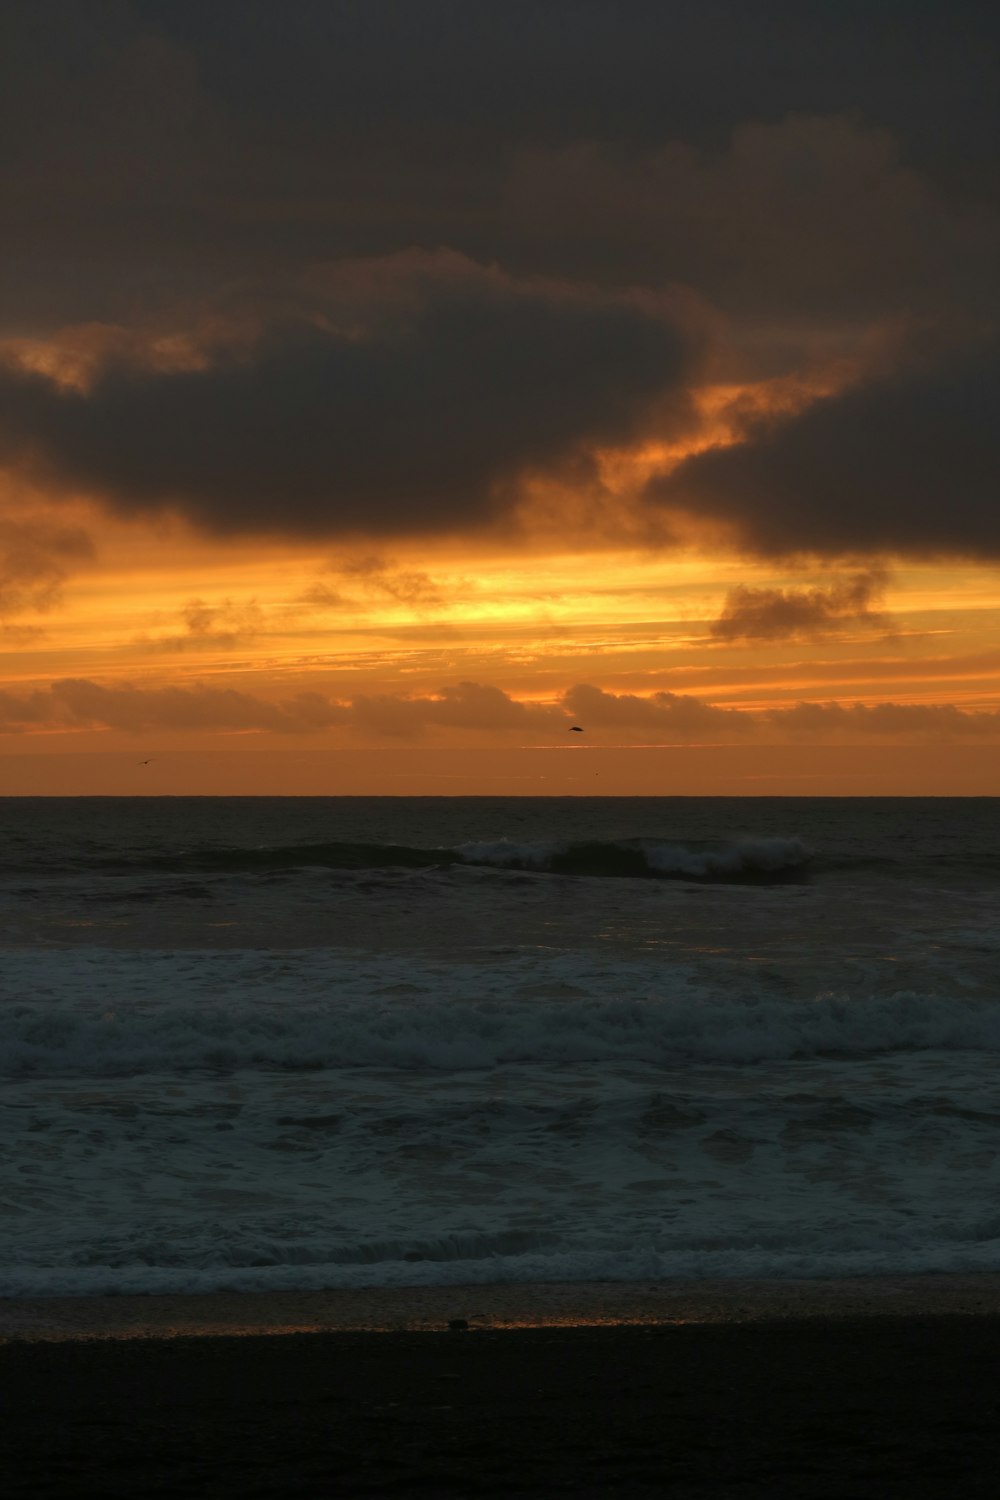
[1,1,998,794]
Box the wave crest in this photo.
[456,835,813,880]
[15,833,814,882]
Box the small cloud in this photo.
[142,597,264,652]
[709,569,890,642]
[0,516,94,624]
[339,556,445,610]
[296,581,348,610]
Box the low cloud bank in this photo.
[562,682,748,735]
[1,677,998,743]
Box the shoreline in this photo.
[5,1270,1000,1342]
[4,1306,1000,1495]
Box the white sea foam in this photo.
[5,946,1000,1296]
[10,1237,1000,1300]
[456,838,568,868]
[644,836,812,877]
[3,948,1000,1077]
[5,1039,1000,1296]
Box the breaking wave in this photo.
[20,833,814,882]
[8,1228,1000,1300]
[456,835,812,879]
[4,958,1000,1078]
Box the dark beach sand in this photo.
[3,1280,1000,1497]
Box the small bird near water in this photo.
[569,726,584,732]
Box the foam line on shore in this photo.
[5,1273,1000,1342]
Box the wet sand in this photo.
[7,1273,1000,1340]
[3,1279,1000,1496]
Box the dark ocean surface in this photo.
[2,797,999,1295]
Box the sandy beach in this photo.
[3,1278,1000,1496]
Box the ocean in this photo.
[2,795,999,1299]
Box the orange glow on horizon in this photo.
[2,344,999,792]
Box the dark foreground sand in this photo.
[3,1282,1000,1497]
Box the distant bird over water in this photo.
[137,758,156,766]
[569,726,584,732]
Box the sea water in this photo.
[2,796,999,1297]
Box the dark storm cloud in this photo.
[130,1,1000,180]
[0,264,697,536]
[1,2,998,554]
[651,343,1000,558]
[2,1,997,327]
[500,117,1000,333]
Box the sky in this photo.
[1,0,998,794]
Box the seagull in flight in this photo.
[569,726,584,733]
[137,757,157,766]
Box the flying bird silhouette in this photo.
[137,758,156,766]
[569,726,584,732]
